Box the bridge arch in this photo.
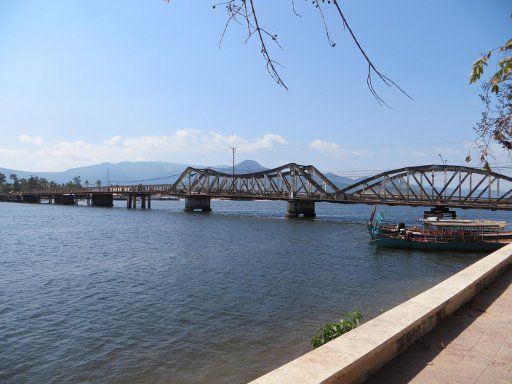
[339,164,512,210]
[172,163,339,200]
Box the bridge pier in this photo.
[91,194,113,207]
[287,200,316,218]
[22,195,40,204]
[127,194,150,209]
[184,196,212,212]
[53,194,76,205]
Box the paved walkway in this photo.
[365,267,512,384]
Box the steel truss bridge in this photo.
[3,164,512,215]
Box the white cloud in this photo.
[350,148,370,157]
[308,139,368,159]
[110,130,287,155]
[239,134,287,152]
[3,130,288,171]
[17,134,44,146]
[309,140,346,158]
[0,147,27,157]
[104,136,123,145]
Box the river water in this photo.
[1,200,509,383]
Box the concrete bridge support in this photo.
[184,196,212,212]
[127,194,150,209]
[287,200,316,218]
[22,195,40,204]
[53,194,76,205]
[91,194,113,207]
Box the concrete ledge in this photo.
[248,244,512,384]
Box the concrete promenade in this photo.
[365,267,512,384]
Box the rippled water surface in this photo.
[1,200,508,383]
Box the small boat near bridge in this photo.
[367,207,512,252]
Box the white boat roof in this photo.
[422,219,507,228]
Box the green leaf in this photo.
[311,311,363,349]
[501,39,512,51]
[469,57,488,84]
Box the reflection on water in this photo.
[1,200,504,383]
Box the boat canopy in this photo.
[421,219,507,229]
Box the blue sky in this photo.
[0,1,510,175]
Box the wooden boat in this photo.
[367,208,512,252]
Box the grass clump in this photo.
[311,311,363,349]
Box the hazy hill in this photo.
[213,160,268,174]
[324,172,364,188]
[0,160,273,185]
[0,160,359,187]
[0,161,189,185]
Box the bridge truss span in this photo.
[172,163,340,201]
[5,164,512,212]
[340,165,512,210]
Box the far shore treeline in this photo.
[0,172,102,192]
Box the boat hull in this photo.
[373,237,506,252]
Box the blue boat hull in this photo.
[373,237,506,252]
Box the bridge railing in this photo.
[8,184,174,195]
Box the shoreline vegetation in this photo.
[311,311,363,349]
[0,172,99,192]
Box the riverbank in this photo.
[249,243,512,384]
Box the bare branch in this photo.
[331,0,412,105]
[291,0,301,18]
[166,0,412,104]
[314,0,336,47]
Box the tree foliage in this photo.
[468,37,512,169]
[0,172,83,192]
[310,311,362,349]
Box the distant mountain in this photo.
[0,160,270,186]
[324,172,363,189]
[0,160,359,187]
[213,160,268,174]
[0,161,191,185]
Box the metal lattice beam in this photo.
[6,164,512,211]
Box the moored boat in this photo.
[367,207,512,252]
